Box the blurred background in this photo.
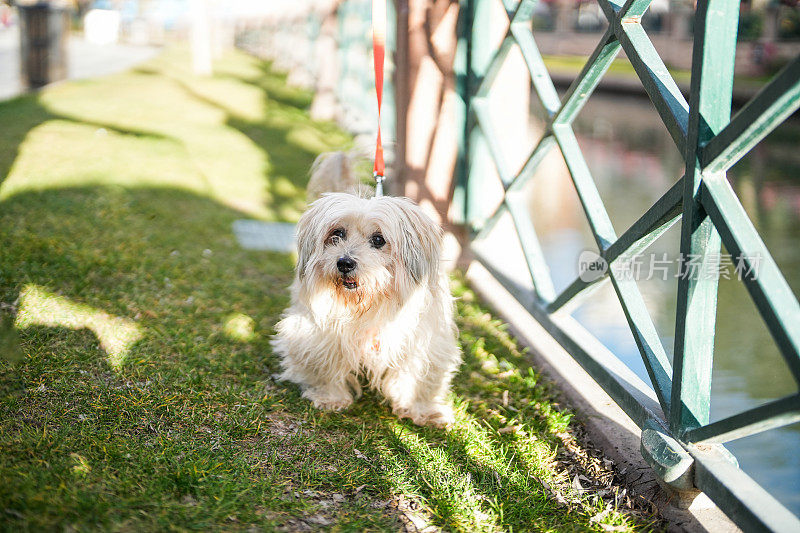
[1,0,799,519]
[1,0,279,100]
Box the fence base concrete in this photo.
[465,261,739,533]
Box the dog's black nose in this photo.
[337,256,356,273]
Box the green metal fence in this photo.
[337,0,397,138]
[234,1,396,147]
[459,0,800,530]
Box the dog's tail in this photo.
[306,152,359,202]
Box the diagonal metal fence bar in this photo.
[700,177,800,380]
[546,177,684,314]
[552,28,620,126]
[612,20,689,154]
[684,394,800,445]
[701,56,800,173]
[460,0,800,529]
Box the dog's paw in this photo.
[303,387,353,411]
[395,403,455,429]
[418,405,455,429]
[312,397,353,411]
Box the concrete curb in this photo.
[465,261,740,533]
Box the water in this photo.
[523,92,800,514]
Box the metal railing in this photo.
[459,0,800,530]
[234,0,396,145]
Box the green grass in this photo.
[542,54,693,86]
[0,48,660,531]
[542,54,771,88]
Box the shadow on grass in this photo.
[171,75,343,221]
[329,286,661,532]
[0,52,654,531]
[0,184,321,529]
[135,61,314,112]
[133,59,349,221]
[2,56,342,226]
[0,94,175,195]
[0,169,649,532]
[0,93,184,371]
[216,60,315,111]
[0,185,292,372]
[377,420,571,531]
[0,54,392,530]
[0,186,652,531]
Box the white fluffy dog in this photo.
[272,154,461,427]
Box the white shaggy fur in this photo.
[305,152,359,202]
[272,157,461,427]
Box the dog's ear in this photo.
[295,200,325,278]
[393,199,443,284]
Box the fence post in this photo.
[464,0,494,228]
[451,0,472,225]
[670,0,740,437]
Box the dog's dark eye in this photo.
[370,233,386,248]
[327,228,346,244]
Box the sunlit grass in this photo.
[542,54,693,86]
[0,48,659,531]
[223,313,257,342]
[542,54,771,87]
[15,285,143,369]
[0,48,350,220]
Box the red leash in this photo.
[372,0,386,196]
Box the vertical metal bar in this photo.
[452,0,473,224]
[670,0,740,436]
[465,0,495,227]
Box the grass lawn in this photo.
[0,48,661,531]
[542,54,693,86]
[542,54,771,90]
